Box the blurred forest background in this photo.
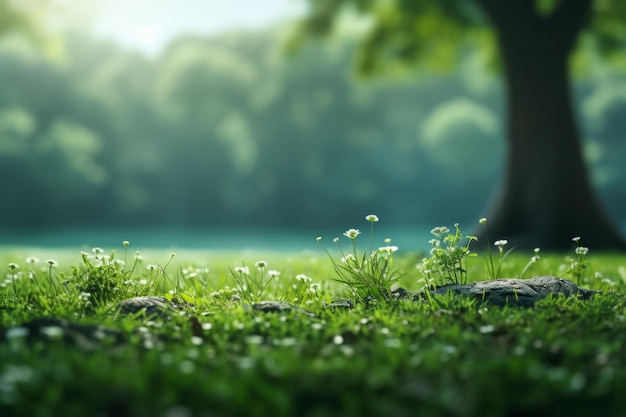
[0,1,625,249]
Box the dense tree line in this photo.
[0,27,624,231]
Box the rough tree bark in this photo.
[473,0,625,250]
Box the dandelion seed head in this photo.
[8,263,18,270]
[365,214,379,222]
[316,236,322,242]
[479,218,487,224]
[255,260,268,269]
[123,241,130,247]
[572,236,581,242]
[494,239,508,247]
[46,259,58,267]
[267,270,280,277]
[25,257,39,264]
[575,246,589,256]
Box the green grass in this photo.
[1,241,626,417]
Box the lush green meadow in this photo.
[1,231,626,417]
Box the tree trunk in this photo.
[474,0,626,250]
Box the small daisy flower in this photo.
[343,229,361,239]
[296,274,312,283]
[575,246,589,256]
[378,245,399,255]
[365,214,379,222]
[341,254,355,264]
[234,266,250,275]
[430,226,450,237]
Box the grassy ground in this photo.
[1,241,626,417]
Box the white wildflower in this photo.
[575,246,589,256]
[343,229,361,239]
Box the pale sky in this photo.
[91,0,306,56]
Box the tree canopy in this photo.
[294,0,626,249]
[294,0,626,74]
[0,6,625,246]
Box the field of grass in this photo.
[1,233,626,417]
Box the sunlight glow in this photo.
[91,0,305,56]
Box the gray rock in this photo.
[391,287,410,300]
[118,296,172,316]
[427,276,600,307]
[246,301,316,317]
[324,299,354,310]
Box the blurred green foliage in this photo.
[0,26,624,231]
